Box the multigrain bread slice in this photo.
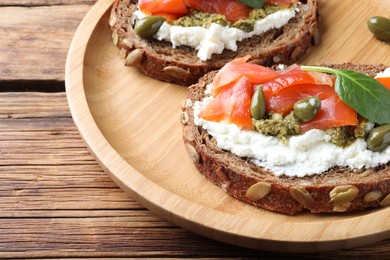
[181,63,390,215]
[109,0,320,86]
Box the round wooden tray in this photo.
[65,0,390,252]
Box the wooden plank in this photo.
[0,92,140,211]
[0,219,258,258]
[0,5,93,83]
[0,216,389,258]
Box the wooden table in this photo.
[1,0,390,258]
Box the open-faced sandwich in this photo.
[181,57,390,215]
[109,0,320,85]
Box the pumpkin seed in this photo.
[330,185,359,206]
[289,186,315,208]
[333,202,351,212]
[112,31,119,45]
[180,111,189,125]
[163,66,191,78]
[109,14,117,27]
[246,182,271,201]
[185,144,199,163]
[380,193,390,207]
[125,49,144,66]
[364,190,382,203]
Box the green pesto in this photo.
[325,120,368,147]
[252,112,301,143]
[253,113,369,147]
[172,5,290,32]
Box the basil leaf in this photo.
[301,66,390,124]
[239,0,265,8]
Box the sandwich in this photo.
[109,0,320,85]
[181,57,390,215]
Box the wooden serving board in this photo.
[65,0,390,252]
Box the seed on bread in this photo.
[122,38,134,49]
[330,185,359,206]
[112,31,119,45]
[185,143,200,164]
[109,13,117,27]
[246,182,271,201]
[163,66,191,79]
[380,193,390,207]
[180,111,189,125]
[183,126,195,142]
[181,99,192,111]
[333,202,352,213]
[364,190,382,203]
[119,48,128,59]
[125,49,144,67]
[289,186,315,209]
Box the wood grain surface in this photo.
[0,2,92,83]
[1,0,390,258]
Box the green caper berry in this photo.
[293,96,321,122]
[366,124,390,152]
[135,16,165,39]
[250,85,266,120]
[367,16,390,42]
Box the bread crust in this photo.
[110,0,319,85]
[181,63,390,215]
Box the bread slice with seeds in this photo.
[109,0,320,86]
[181,63,390,215]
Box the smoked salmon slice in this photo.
[261,67,334,114]
[261,67,334,98]
[184,0,251,22]
[199,76,253,129]
[212,56,279,95]
[139,0,188,21]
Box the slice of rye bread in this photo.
[181,63,390,215]
[109,0,320,86]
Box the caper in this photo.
[250,85,266,120]
[367,16,390,42]
[293,96,321,122]
[366,124,390,152]
[134,16,165,39]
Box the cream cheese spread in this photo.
[193,70,390,177]
[133,8,297,61]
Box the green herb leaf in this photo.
[239,0,265,9]
[301,66,390,124]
